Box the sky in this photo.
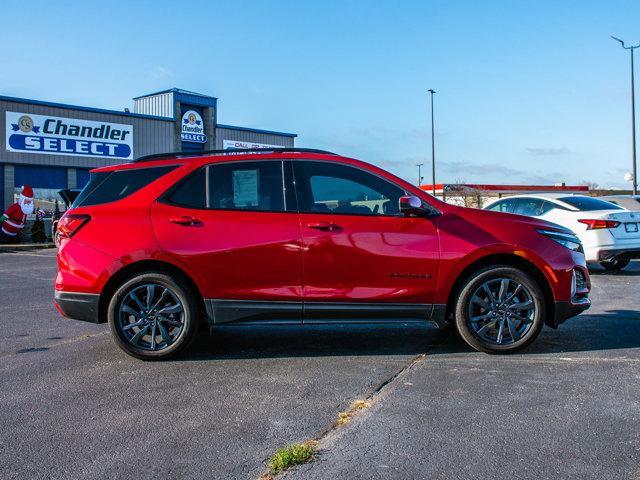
[1,0,639,188]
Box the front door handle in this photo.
[170,216,200,226]
[306,222,342,232]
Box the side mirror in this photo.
[399,195,439,218]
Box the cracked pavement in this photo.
[1,250,639,479]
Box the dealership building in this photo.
[0,88,296,211]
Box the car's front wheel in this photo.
[454,266,545,353]
[107,272,199,360]
[599,256,630,271]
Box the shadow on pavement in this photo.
[184,309,640,360]
[589,268,640,277]
[186,323,448,361]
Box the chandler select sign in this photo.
[5,112,134,160]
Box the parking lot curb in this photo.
[0,243,55,252]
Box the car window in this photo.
[73,166,176,208]
[167,168,207,208]
[558,196,623,211]
[293,161,405,216]
[486,199,516,213]
[208,161,285,212]
[540,200,556,214]
[513,198,549,216]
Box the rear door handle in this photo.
[170,216,200,226]
[306,222,342,232]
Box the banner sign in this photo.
[181,110,207,143]
[223,139,282,150]
[5,112,134,160]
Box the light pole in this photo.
[428,89,436,195]
[416,163,424,186]
[611,36,639,195]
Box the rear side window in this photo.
[73,166,176,208]
[486,199,516,213]
[164,161,286,212]
[209,161,284,211]
[558,196,623,211]
[513,198,554,216]
[167,168,207,208]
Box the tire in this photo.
[599,257,630,271]
[107,272,199,360]
[454,266,545,354]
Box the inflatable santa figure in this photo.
[0,185,34,243]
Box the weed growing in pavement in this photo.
[267,441,317,476]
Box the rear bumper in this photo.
[553,298,590,326]
[594,248,640,262]
[54,291,101,323]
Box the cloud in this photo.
[526,147,570,156]
[390,156,570,185]
[149,66,173,79]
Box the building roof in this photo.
[0,94,173,121]
[132,88,218,100]
[421,183,589,195]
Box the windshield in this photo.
[559,196,623,211]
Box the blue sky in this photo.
[1,0,639,188]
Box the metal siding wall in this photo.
[215,127,295,149]
[133,93,174,117]
[0,99,175,168]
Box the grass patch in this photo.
[351,400,370,411]
[336,400,371,426]
[267,441,316,476]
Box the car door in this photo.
[292,159,440,322]
[152,160,303,324]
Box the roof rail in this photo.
[133,148,337,163]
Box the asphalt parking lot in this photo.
[1,249,639,480]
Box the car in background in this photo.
[54,148,590,359]
[52,189,81,245]
[599,195,640,211]
[484,194,640,270]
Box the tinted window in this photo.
[167,168,207,208]
[559,196,623,211]
[208,161,284,211]
[294,161,405,215]
[487,199,515,213]
[73,166,176,207]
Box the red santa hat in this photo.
[20,185,34,199]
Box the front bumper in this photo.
[553,298,591,326]
[54,291,101,323]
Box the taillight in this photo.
[577,219,620,230]
[57,213,91,239]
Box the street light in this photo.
[428,89,436,195]
[611,35,640,195]
[416,163,424,186]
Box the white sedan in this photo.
[484,194,640,270]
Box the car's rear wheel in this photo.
[454,266,545,354]
[599,256,630,271]
[107,272,199,360]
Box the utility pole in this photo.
[428,89,436,195]
[611,36,639,195]
[416,163,424,186]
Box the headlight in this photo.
[536,229,583,252]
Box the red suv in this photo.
[54,149,590,359]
